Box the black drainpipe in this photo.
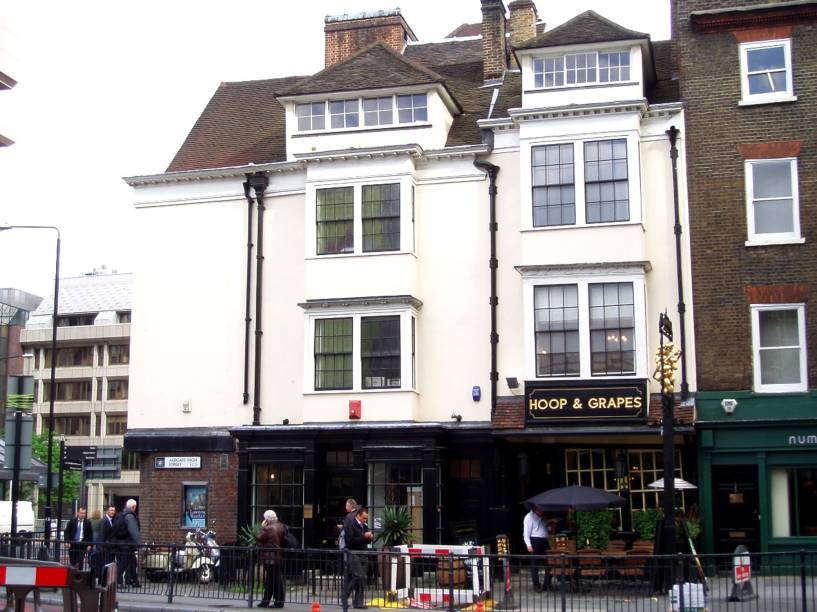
[242,179,255,405]
[473,160,500,417]
[249,172,270,425]
[666,126,689,399]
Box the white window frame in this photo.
[751,303,807,393]
[523,132,641,231]
[304,308,417,394]
[744,157,802,246]
[329,99,360,129]
[295,92,430,133]
[739,39,796,106]
[533,48,631,90]
[522,269,648,381]
[306,176,415,258]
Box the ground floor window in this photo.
[628,449,686,512]
[368,462,423,544]
[771,468,817,537]
[251,463,304,537]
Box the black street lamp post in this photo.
[0,224,61,550]
[656,312,680,563]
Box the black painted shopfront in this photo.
[231,422,499,548]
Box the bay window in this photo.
[308,308,417,393]
[525,270,646,380]
[530,136,636,228]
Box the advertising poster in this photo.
[182,484,207,528]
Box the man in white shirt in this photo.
[523,506,550,591]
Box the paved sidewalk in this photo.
[35,589,336,611]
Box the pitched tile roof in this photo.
[446,23,482,37]
[404,38,484,66]
[514,10,649,50]
[166,75,304,172]
[280,41,446,97]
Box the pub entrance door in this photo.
[315,449,355,548]
[712,465,760,555]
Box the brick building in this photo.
[674,0,817,554]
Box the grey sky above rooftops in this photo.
[0,0,669,298]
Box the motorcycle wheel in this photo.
[198,563,213,584]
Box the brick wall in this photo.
[138,451,238,544]
[324,15,410,67]
[673,0,817,391]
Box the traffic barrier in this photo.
[0,556,117,611]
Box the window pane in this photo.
[759,309,799,347]
[753,161,792,198]
[361,315,401,389]
[760,348,801,384]
[589,282,636,375]
[316,187,354,254]
[747,46,785,72]
[585,139,629,223]
[362,183,400,252]
[315,318,353,390]
[755,199,794,234]
[532,144,575,227]
[534,285,579,376]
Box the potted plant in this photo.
[375,506,412,593]
[631,508,661,546]
[575,509,615,550]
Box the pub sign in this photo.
[525,379,647,424]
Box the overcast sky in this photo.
[0,0,670,298]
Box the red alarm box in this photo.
[349,400,361,419]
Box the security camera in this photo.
[721,398,738,415]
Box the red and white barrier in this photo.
[0,565,69,587]
[390,543,490,605]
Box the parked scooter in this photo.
[144,528,220,583]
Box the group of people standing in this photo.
[63,498,141,587]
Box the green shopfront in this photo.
[697,391,817,555]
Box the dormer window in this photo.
[295,93,428,132]
[534,50,630,89]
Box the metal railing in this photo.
[0,537,815,610]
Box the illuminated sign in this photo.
[525,380,647,424]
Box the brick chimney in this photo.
[508,0,538,48]
[481,0,508,82]
[324,9,418,68]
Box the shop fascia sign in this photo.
[154,456,201,469]
[788,434,817,446]
[525,379,647,424]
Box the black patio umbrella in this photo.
[525,485,626,512]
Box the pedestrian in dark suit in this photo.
[64,508,93,569]
[93,506,117,585]
[341,507,372,611]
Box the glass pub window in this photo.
[534,285,579,376]
[314,318,353,390]
[361,315,401,389]
[589,282,635,375]
[532,143,575,227]
[362,184,400,252]
[316,187,354,255]
[368,462,423,544]
[251,464,304,538]
[584,139,629,223]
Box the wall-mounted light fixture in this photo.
[451,413,462,422]
[282,418,290,425]
[721,398,738,415]
[506,377,519,389]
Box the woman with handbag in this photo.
[255,510,286,608]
